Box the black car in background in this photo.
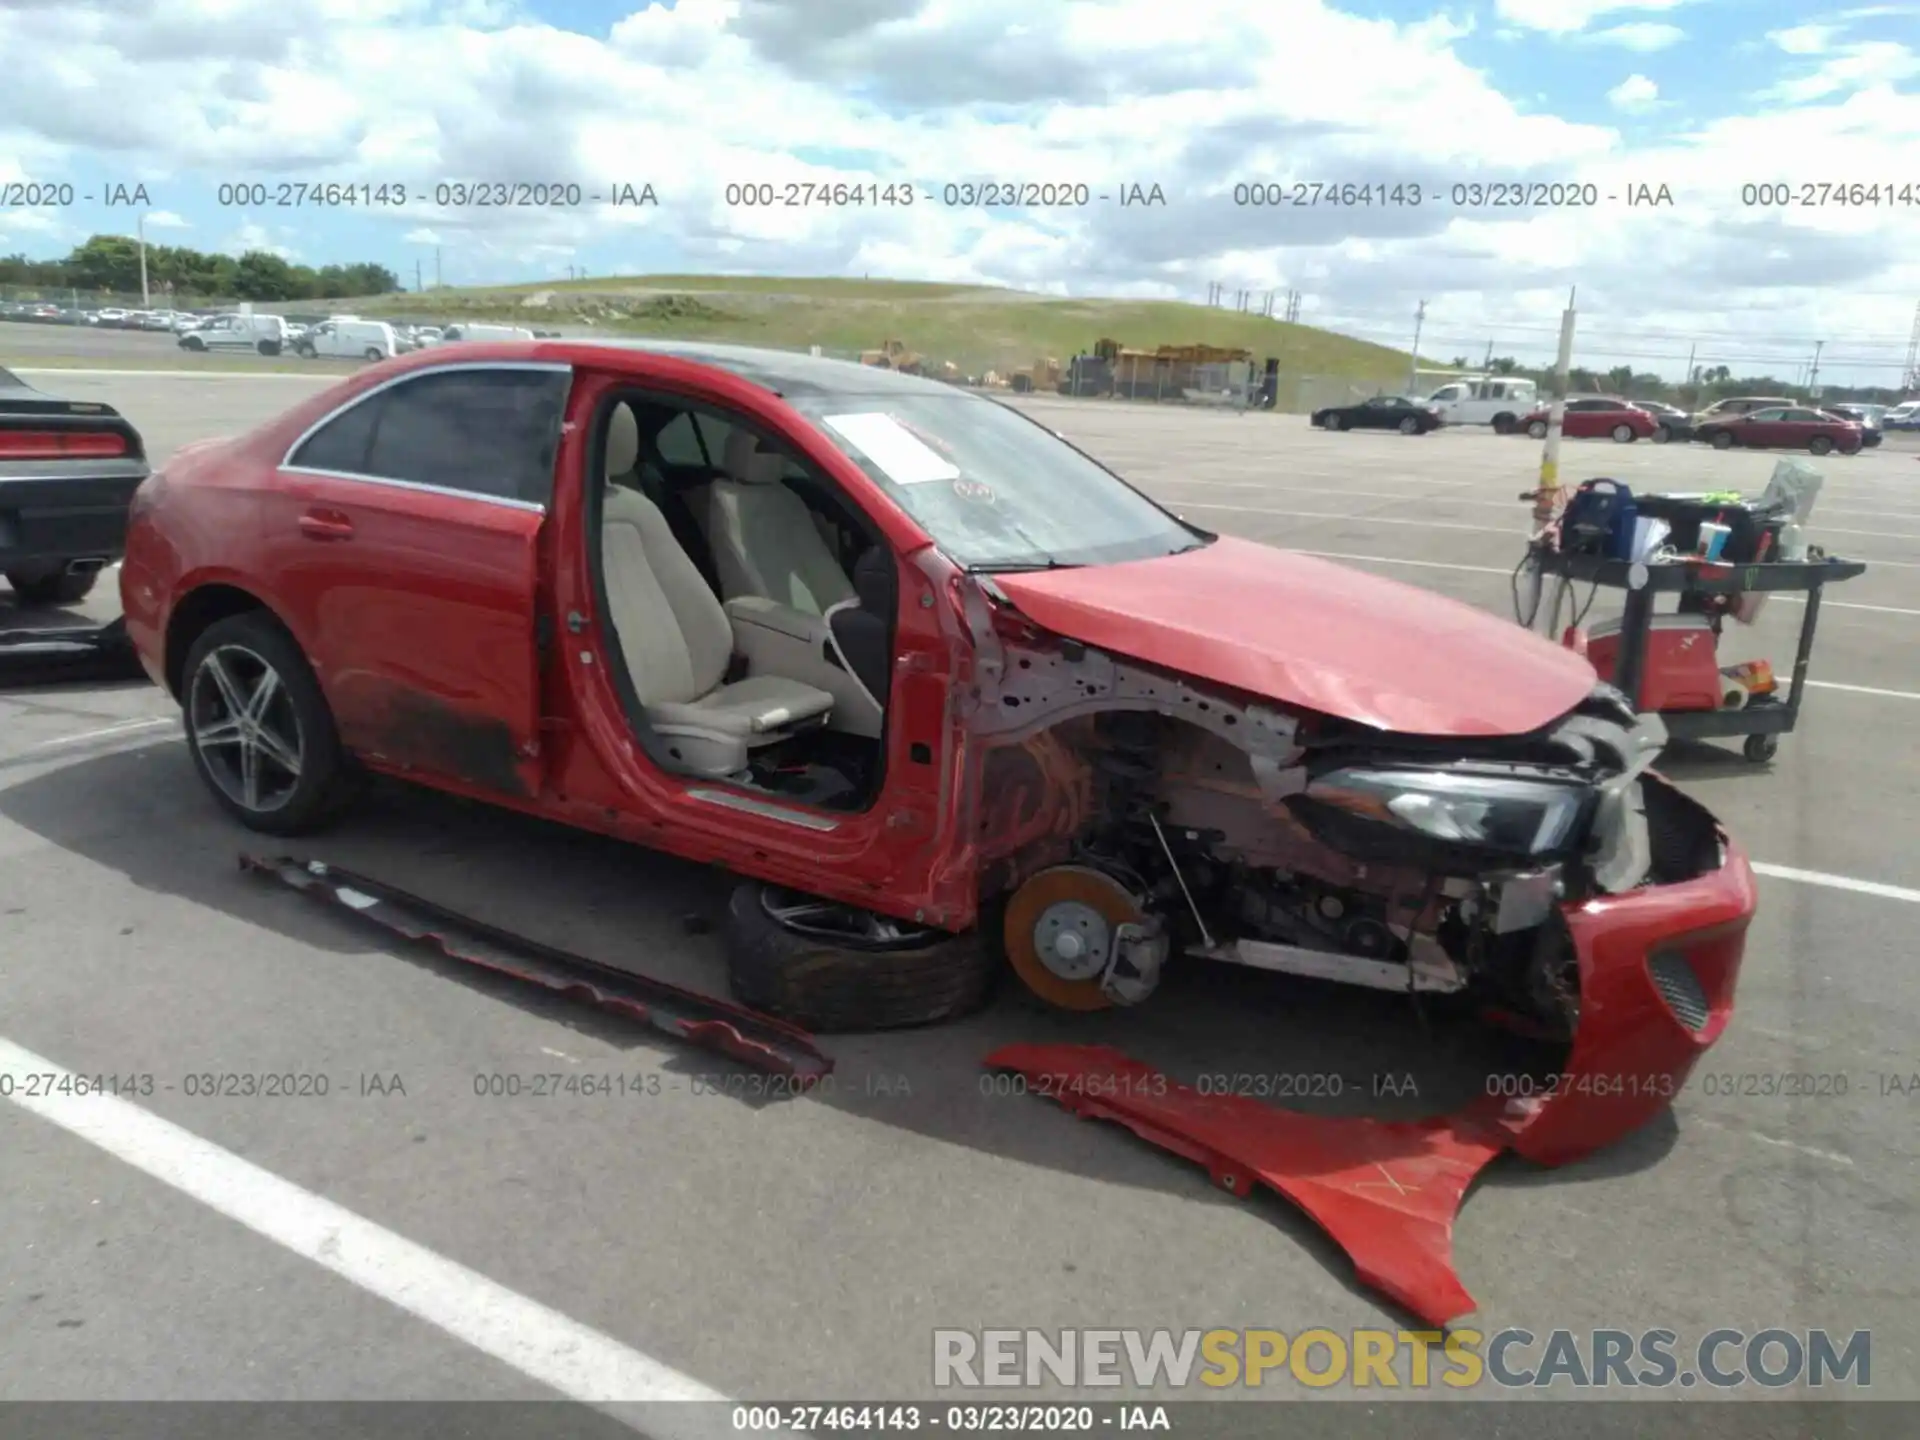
[0,366,150,607]
[1311,394,1443,434]
[1821,403,1885,447]
[1629,399,1692,444]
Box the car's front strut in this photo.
[240,854,835,1085]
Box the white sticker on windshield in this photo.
[821,412,961,485]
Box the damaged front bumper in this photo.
[1488,827,1756,1165]
[988,820,1757,1327]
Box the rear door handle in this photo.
[298,509,354,541]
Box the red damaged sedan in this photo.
[121,340,1754,1188]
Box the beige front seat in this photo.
[599,404,834,777]
[701,430,884,738]
[709,431,858,614]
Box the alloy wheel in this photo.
[760,887,939,950]
[187,643,306,813]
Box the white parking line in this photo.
[22,717,177,750]
[1161,478,1920,530]
[1751,863,1920,905]
[1786,679,1920,701]
[1181,501,1517,535]
[0,1036,741,1431]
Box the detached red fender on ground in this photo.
[985,1043,1568,1329]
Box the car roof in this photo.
[405,338,961,400]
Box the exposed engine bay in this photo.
[969,623,1727,1035]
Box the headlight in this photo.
[1300,767,1590,860]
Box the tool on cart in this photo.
[1518,460,1867,763]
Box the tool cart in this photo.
[1533,548,1867,761]
[1520,468,1868,762]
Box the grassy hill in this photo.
[353,276,1411,381]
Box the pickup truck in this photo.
[0,367,150,607]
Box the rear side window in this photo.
[289,393,385,473]
[288,367,571,505]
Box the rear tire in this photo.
[1398,416,1421,435]
[1330,414,1347,431]
[1808,436,1834,456]
[1652,425,1672,444]
[1527,419,1549,439]
[180,611,354,835]
[1612,423,1636,443]
[4,566,99,606]
[257,340,281,356]
[1492,414,1519,435]
[365,347,384,361]
[181,336,206,351]
[723,882,996,1032]
[1711,431,1736,449]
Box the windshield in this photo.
[791,392,1204,570]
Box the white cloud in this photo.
[1585,21,1685,50]
[1770,24,1837,55]
[1606,74,1660,111]
[0,0,1914,382]
[1492,0,1689,36]
[219,221,296,260]
[1765,41,1920,101]
[143,210,191,228]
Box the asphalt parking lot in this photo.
[3,353,1918,1421]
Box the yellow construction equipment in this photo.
[1109,343,1252,399]
[1007,356,1063,393]
[859,339,924,375]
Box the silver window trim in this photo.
[277,359,574,511]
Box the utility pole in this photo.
[1903,300,1920,391]
[1808,340,1824,398]
[434,247,442,289]
[1683,341,1696,396]
[1482,339,1494,370]
[137,212,150,307]
[1407,299,1427,395]
[415,259,423,292]
[1518,286,1579,635]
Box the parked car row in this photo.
[1312,384,1903,456]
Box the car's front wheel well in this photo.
[164,583,276,699]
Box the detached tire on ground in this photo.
[723,882,996,1032]
[5,566,99,606]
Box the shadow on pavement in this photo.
[0,741,1680,1321]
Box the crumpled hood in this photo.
[990,537,1599,736]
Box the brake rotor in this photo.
[1002,865,1148,1011]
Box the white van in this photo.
[1426,375,1539,432]
[295,319,400,360]
[177,313,290,356]
[439,323,536,344]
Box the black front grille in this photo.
[1649,950,1710,1031]
[1643,775,1722,884]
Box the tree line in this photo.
[1446,354,1895,406]
[0,235,400,303]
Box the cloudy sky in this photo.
[2,0,1917,384]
